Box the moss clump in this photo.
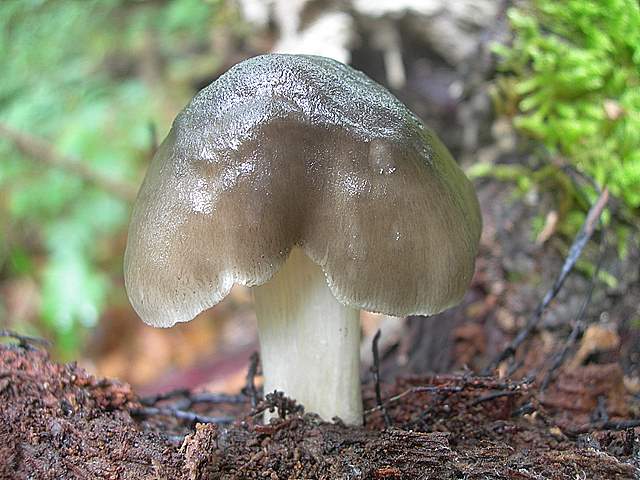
[494,0,640,241]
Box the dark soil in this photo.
[1,343,638,479]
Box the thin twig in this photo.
[371,329,391,427]
[564,419,640,436]
[139,389,190,405]
[470,390,519,406]
[364,376,532,416]
[0,122,137,201]
[242,352,261,409]
[506,359,524,378]
[364,386,461,415]
[540,231,607,391]
[189,392,247,405]
[140,389,247,407]
[483,188,610,375]
[513,402,536,417]
[131,406,234,425]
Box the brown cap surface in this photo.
[124,54,482,327]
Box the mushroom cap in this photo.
[124,54,482,327]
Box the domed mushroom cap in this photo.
[124,54,482,327]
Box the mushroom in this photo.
[124,54,481,426]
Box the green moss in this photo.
[494,0,640,250]
[0,0,247,357]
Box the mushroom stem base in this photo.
[253,248,362,425]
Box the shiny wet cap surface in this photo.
[124,54,482,327]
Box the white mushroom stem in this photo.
[253,248,362,425]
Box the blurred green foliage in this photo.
[0,0,242,356]
[492,0,640,246]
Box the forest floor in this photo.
[1,329,639,479]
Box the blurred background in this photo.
[1,0,639,395]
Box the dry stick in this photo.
[540,231,607,391]
[0,122,137,201]
[482,188,610,375]
[470,390,519,406]
[564,419,640,437]
[131,406,234,425]
[371,329,392,427]
[364,386,462,416]
[243,351,260,409]
[364,376,531,416]
[139,388,190,405]
[506,359,525,378]
[189,392,247,405]
[140,389,247,407]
